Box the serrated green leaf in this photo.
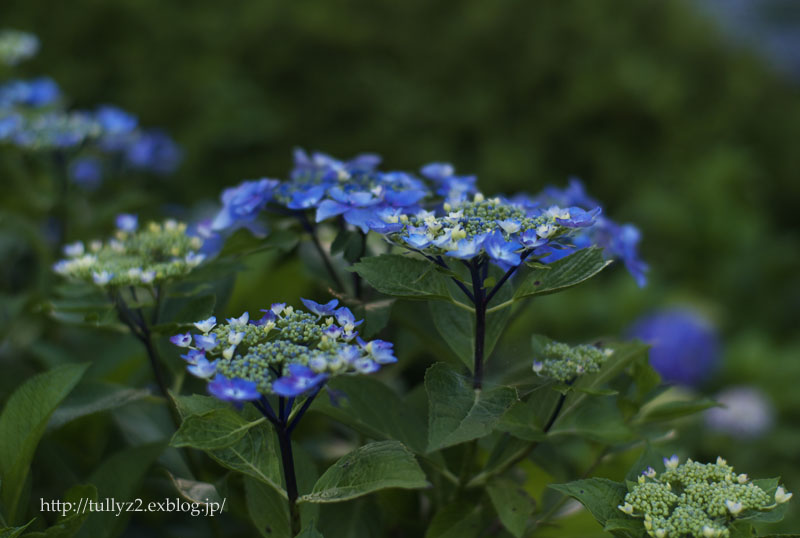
[206,425,284,495]
[487,478,534,537]
[513,247,611,300]
[311,376,426,453]
[426,363,518,452]
[170,408,266,450]
[299,441,428,503]
[350,254,451,300]
[549,478,628,526]
[0,363,89,524]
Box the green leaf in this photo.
[0,363,89,523]
[633,398,718,424]
[624,444,667,483]
[426,363,518,452]
[513,247,611,300]
[425,503,483,538]
[171,392,227,418]
[0,520,33,538]
[245,476,291,538]
[24,485,98,538]
[603,518,644,537]
[549,478,628,527]
[740,478,788,523]
[75,443,165,538]
[311,376,427,454]
[330,228,365,263]
[350,254,451,300]
[299,441,428,503]
[154,293,216,329]
[487,478,534,537]
[170,408,266,450]
[48,382,150,429]
[318,499,381,538]
[206,424,284,495]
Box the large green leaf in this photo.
[311,376,427,454]
[170,408,266,450]
[513,247,611,300]
[632,397,718,425]
[206,424,284,495]
[75,443,165,538]
[0,520,33,538]
[299,441,428,503]
[549,478,628,527]
[0,363,89,523]
[171,392,227,418]
[426,363,517,452]
[48,382,150,429]
[350,254,451,300]
[245,476,291,538]
[318,499,381,538]
[487,478,534,537]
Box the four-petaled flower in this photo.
[272,364,328,397]
[207,374,260,402]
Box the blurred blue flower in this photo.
[68,156,103,189]
[627,308,720,386]
[125,129,182,174]
[0,30,40,66]
[0,77,60,108]
[115,213,138,232]
[420,161,477,203]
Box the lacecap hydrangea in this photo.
[170,298,397,401]
[212,148,429,233]
[371,192,600,271]
[0,29,39,66]
[618,456,791,538]
[53,214,206,287]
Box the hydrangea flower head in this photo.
[212,178,279,231]
[170,301,397,401]
[619,457,786,537]
[373,193,598,271]
[53,216,206,287]
[125,129,182,174]
[420,162,478,204]
[705,386,774,439]
[628,308,720,387]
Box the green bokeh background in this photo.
[3,0,800,534]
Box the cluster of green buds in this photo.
[617,456,792,537]
[532,341,611,382]
[53,214,205,288]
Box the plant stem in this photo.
[297,213,346,292]
[254,388,323,536]
[468,259,487,389]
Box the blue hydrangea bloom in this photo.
[0,77,60,108]
[301,297,339,317]
[211,178,279,232]
[420,162,478,204]
[272,364,328,397]
[208,374,260,402]
[530,178,647,286]
[627,308,720,386]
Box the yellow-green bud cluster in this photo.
[53,220,204,287]
[532,341,610,382]
[622,458,779,538]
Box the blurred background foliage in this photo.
[2,0,800,534]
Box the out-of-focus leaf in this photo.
[487,478,534,537]
[245,476,291,538]
[48,382,151,429]
[425,503,483,538]
[0,363,89,523]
